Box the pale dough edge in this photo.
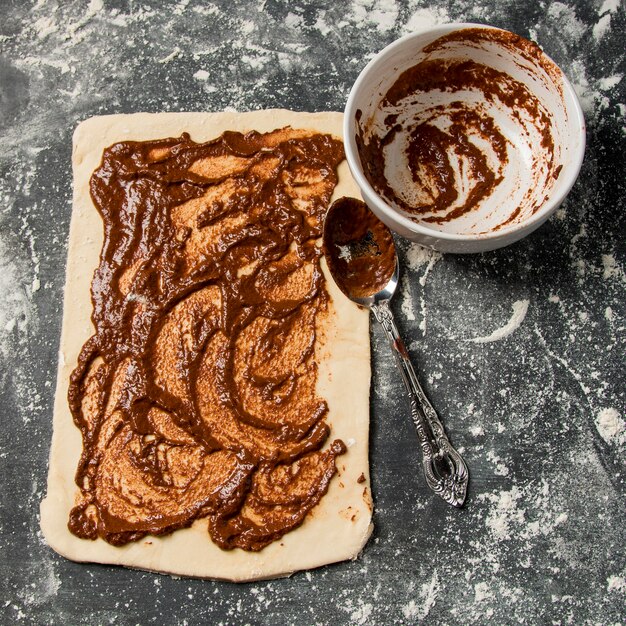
[40,110,373,581]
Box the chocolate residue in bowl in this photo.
[355,27,564,234]
[67,128,348,552]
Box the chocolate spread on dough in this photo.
[355,27,559,229]
[323,197,395,300]
[67,128,348,552]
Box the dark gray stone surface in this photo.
[0,0,624,624]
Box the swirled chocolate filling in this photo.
[67,127,347,552]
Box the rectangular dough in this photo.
[40,110,372,581]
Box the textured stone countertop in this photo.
[0,1,624,624]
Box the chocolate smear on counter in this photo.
[67,128,348,552]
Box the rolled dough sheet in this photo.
[40,110,373,581]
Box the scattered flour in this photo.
[0,229,38,365]
[401,599,419,619]
[314,12,332,37]
[595,408,625,445]
[16,559,61,607]
[284,12,304,29]
[599,0,621,12]
[400,274,416,322]
[567,60,599,116]
[598,74,623,91]
[474,581,493,603]
[340,598,373,625]
[32,15,58,40]
[467,300,529,344]
[402,571,440,620]
[402,6,450,33]
[158,47,181,64]
[486,450,510,476]
[592,14,611,40]
[404,243,442,272]
[402,242,442,333]
[607,575,626,593]
[481,486,525,541]
[193,69,210,81]
[593,0,621,41]
[350,0,399,33]
[66,0,105,43]
[601,254,625,283]
[546,2,586,43]
[173,0,190,16]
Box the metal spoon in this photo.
[322,197,469,507]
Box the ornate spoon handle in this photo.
[371,299,469,507]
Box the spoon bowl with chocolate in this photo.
[344,24,586,253]
[323,196,469,507]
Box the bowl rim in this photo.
[343,22,587,244]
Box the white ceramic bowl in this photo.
[344,23,586,253]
